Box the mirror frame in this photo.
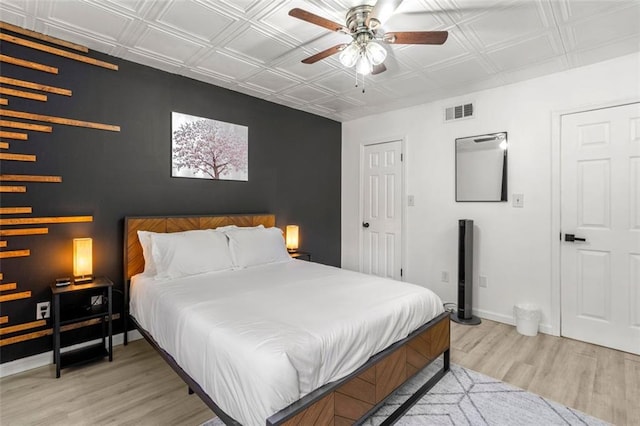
[455,132,508,202]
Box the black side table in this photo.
[290,251,311,261]
[51,277,113,378]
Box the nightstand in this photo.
[290,251,311,261]
[51,277,113,378]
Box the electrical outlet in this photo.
[479,275,488,288]
[91,295,104,306]
[441,271,449,283]
[36,302,50,320]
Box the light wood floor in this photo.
[1,319,638,425]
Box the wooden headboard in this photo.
[124,213,275,281]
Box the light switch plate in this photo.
[479,276,488,288]
[512,193,524,208]
[408,195,415,207]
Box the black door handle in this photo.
[565,234,586,242]
[363,222,370,228]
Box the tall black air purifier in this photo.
[450,219,481,325]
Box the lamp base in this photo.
[74,275,93,284]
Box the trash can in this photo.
[513,303,540,336]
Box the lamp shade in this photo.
[286,225,299,251]
[355,54,373,75]
[73,238,93,280]
[366,41,387,66]
[339,43,359,68]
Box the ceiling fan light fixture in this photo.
[366,41,387,66]
[339,43,359,68]
[355,54,373,75]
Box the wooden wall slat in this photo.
[0,86,47,102]
[0,316,7,324]
[0,153,35,161]
[0,98,7,105]
[0,21,89,53]
[0,241,7,248]
[0,313,120,346]
[0,142,9,149]
[0,216,92,225]
[0,33,118,71]
[0,290,31,301]
[0,76,72,96]
[0,131,28,140]
[0,227,48,236]
[0,174,61,183]
[0,54,58,74]
[0,185,26,193]
[0,109,120,132]
[0,283,15,292]
[0,207,32,214]
[0,319,45,335]
[0,120,52,132]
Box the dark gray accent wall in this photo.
[0,41,341,363]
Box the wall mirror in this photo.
[456,132,508,202]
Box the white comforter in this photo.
[130,259,443,426]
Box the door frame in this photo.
[358,136,407,280]
[550,97,640,337]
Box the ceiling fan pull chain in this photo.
[362,75,366,93]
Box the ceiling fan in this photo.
[289,0,448,76]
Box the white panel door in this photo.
[362,141,403,280]
[561,102,640,355]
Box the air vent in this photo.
[445,102,474,122]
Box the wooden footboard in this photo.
[267,312,450,425]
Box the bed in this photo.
[123,214,450,425]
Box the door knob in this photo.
[565,233,586,242]
[362,222,370,228]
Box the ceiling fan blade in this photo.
[301,44,348,64]
[289,8,349,33]
[368,0,404,28]
[383,31,448,45]
[371,63,387,75]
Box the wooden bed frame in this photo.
[123,214,450,425]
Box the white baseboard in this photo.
[0,330,143,378]
[474,308,556,336]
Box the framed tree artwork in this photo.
[171,112,248,181]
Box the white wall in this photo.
[342,52,640,334]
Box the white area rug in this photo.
[203,360,608,425]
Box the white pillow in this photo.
[137,230,158,276]
[150,229,234,280]
[215,224,264,231]
[224,227,291,268]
